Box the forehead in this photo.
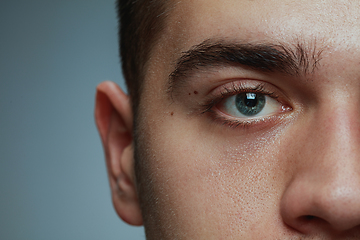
[158,0,360,57]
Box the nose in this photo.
[280,107,360,235]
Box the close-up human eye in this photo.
[218,92,281,119]
[202,81,292,128]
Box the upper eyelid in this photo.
[205,80,281,103]
[219,84,278,99]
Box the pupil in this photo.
[235,92,266,116]
[245,93,257,107]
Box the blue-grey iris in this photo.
[235,92,266,116]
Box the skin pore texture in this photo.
[96,0,360,239]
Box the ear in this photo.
[95,81,143,226]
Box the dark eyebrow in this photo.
[169,39,322,92]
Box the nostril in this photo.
[289,215,320,233]
[304,215,315,220]
[296,215,317,226]
[297,215,316,222]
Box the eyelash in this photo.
[201,82,287,129]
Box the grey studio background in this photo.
[0,1,145,239]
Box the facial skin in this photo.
[95,0,360,239]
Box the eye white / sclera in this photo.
[219,93,282,119]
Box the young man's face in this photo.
[96,0,360,239]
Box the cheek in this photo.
[137,111,293,237]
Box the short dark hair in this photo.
[117,0,169,112]
[117,1,174,231]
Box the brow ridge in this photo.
[168,39,322,93]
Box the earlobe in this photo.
[115,144,143,225]
[94,81,143,226]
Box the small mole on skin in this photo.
[171,112,174,116]
[194,91,198,94]
[188,93,191,95]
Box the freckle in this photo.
[171,112,174,116]
[188,93,191,95]
[194,90,198,94]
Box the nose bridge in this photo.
[303,102,360,206]
[281,97,360,234]
[313,102,360,167]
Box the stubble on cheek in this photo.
[134,108,293,239]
